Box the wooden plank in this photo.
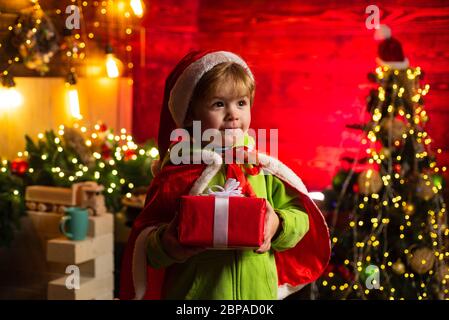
[47,233,113,264]
[47,274,114,300]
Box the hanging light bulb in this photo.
[0,73,23,110]
[105,44,123,78]
[130,0,144,17]
[65,71,82,120]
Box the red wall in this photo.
[132,0,449,190]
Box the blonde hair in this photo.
[186,62,255,124]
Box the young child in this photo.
[120,51,330,300]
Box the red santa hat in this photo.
[157,50,254,165]
[374,25,409,70]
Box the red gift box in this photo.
[178,195,266,249]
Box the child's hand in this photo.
[161,213,206,261]
[255,200,280,254]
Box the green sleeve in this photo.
[266,175,310,252]
[146,224,186,269]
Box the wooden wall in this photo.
[0,77,133,159]
[132,0,449,191]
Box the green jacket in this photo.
[146,164,310,300]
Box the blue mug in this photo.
[59,207,89,241]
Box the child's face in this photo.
[189,81,251,147]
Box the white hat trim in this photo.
[168,51,254,127]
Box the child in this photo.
[120,51,330,300]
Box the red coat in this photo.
[119,152,330,300]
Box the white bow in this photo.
[206,178,243,197]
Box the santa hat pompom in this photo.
[374,24,392,41]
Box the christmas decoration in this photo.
[63,127,95,166]
[380,117,407,142]
[317,26,449,300]
[179,179,266,248]
[357,169,383,195]
[407,247,435,275]
[10,158,29,177]
[0,122,157,247]
[392,259,406,275]
[11,2,59,74]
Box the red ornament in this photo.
[352,183,359,193]
[101,143,112,160]
[10,158,28,176]
[99,123,108,132]
[394,164,402,173]
[124,149,136,161]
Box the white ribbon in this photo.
[206,178,243,248]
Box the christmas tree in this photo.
[317,26,449,300]
[0,122,158,247]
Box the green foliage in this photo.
[0,125,157,247]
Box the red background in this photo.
[131,0,449,191]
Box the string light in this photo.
[130,0,144,17]
[105,45,123,78]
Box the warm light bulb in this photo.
[130,0,144,17]
[0,87,23,110]
[106,53,122,78]
[68,87,82,119]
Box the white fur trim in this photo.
[376,57,410,70]
[187,151,326,299]
[257,153,309,195]
[132,226,157,300]
[278,283,305,300]
[168,51,254,127]
[374,24,391,40]
[189,149,223,195]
